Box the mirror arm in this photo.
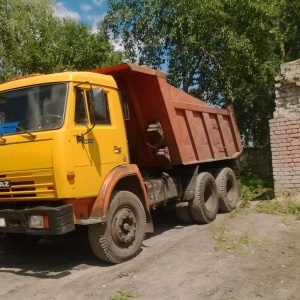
[82,123,96,136]
[74,81,96,136]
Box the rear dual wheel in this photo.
[176,202,194,224]
[214,167,239,212]
[176,172,219,224]
[176,169,238,224]
[88,191,146,264]
[190,172,219,224]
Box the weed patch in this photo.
[110,290,139,300]
[226,205,248,219]
[212,225,262,254]
[256,198,300,219]
[240,171,273,208]
[241,173,269,200]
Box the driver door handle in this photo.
[113,146,122,153]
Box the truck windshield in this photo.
[0,83,67,135]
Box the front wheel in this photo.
[88,191,146,264]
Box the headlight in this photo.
[0,218,6,227]
[28,215,44,229]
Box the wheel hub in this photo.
[112,208,137,246]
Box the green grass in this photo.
[256,198,300,219]
[226,208,245,219]
[240,170,273,208]
[238,171,300,219]
[212,224,261,253]
[110,290,139,300]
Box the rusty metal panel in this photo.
[92,63,243,168]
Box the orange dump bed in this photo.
[92,63,243,168]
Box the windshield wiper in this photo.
[0,126,36,139]
[0,134,6,142]
[16,126,36,138]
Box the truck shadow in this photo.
[0,208,188,279]
[0,232,104,279]
[147,206,184,237]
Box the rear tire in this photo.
[190,172,218,224]
[176,202,194,224]
[215,167,239,212]
[88,191,146,264]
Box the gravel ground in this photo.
[0,205,299,300]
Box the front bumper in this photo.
[0,204,75,235]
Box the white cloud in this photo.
[86,13,106,33]
[80,4,92,12]
[93,0,104,6]
[110,37,125,52]
[54,2,81,21]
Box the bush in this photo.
[240,170,272,207]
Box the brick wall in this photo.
[269,59,300,196]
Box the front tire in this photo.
[190,172,218,224]
[88,191,146,264]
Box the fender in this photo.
[89,164,149,221]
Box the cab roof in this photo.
[0,71,117,92]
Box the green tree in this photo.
[55,19,121,71]
[104,0,285,146]
[0,0,59,78]
[281,0,300,61]
[0,0,121,81]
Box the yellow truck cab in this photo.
[0,63,242,264]
[0,71,149,263]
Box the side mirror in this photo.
[91,87,105,102]
[89,88,108,124]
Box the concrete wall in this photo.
[269,59,300,196]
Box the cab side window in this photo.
[74,88,87,125]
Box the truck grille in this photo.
[0,170,55,200]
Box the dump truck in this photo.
[0,63,243,263]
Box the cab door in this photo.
[69,86,128,198]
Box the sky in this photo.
[54,0,108,31]
[53,1,165,69]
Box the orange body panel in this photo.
[65,165,147,223]
[93,63,243,169]
[66,197,95,221]
[89,164,148,221]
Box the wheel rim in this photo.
[204,185,215,211]
[112,207,137,247]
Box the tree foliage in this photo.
[104,0,299,146]
[0,0,121,81]
[281,0,300,61]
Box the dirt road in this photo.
[0,206,299,300]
